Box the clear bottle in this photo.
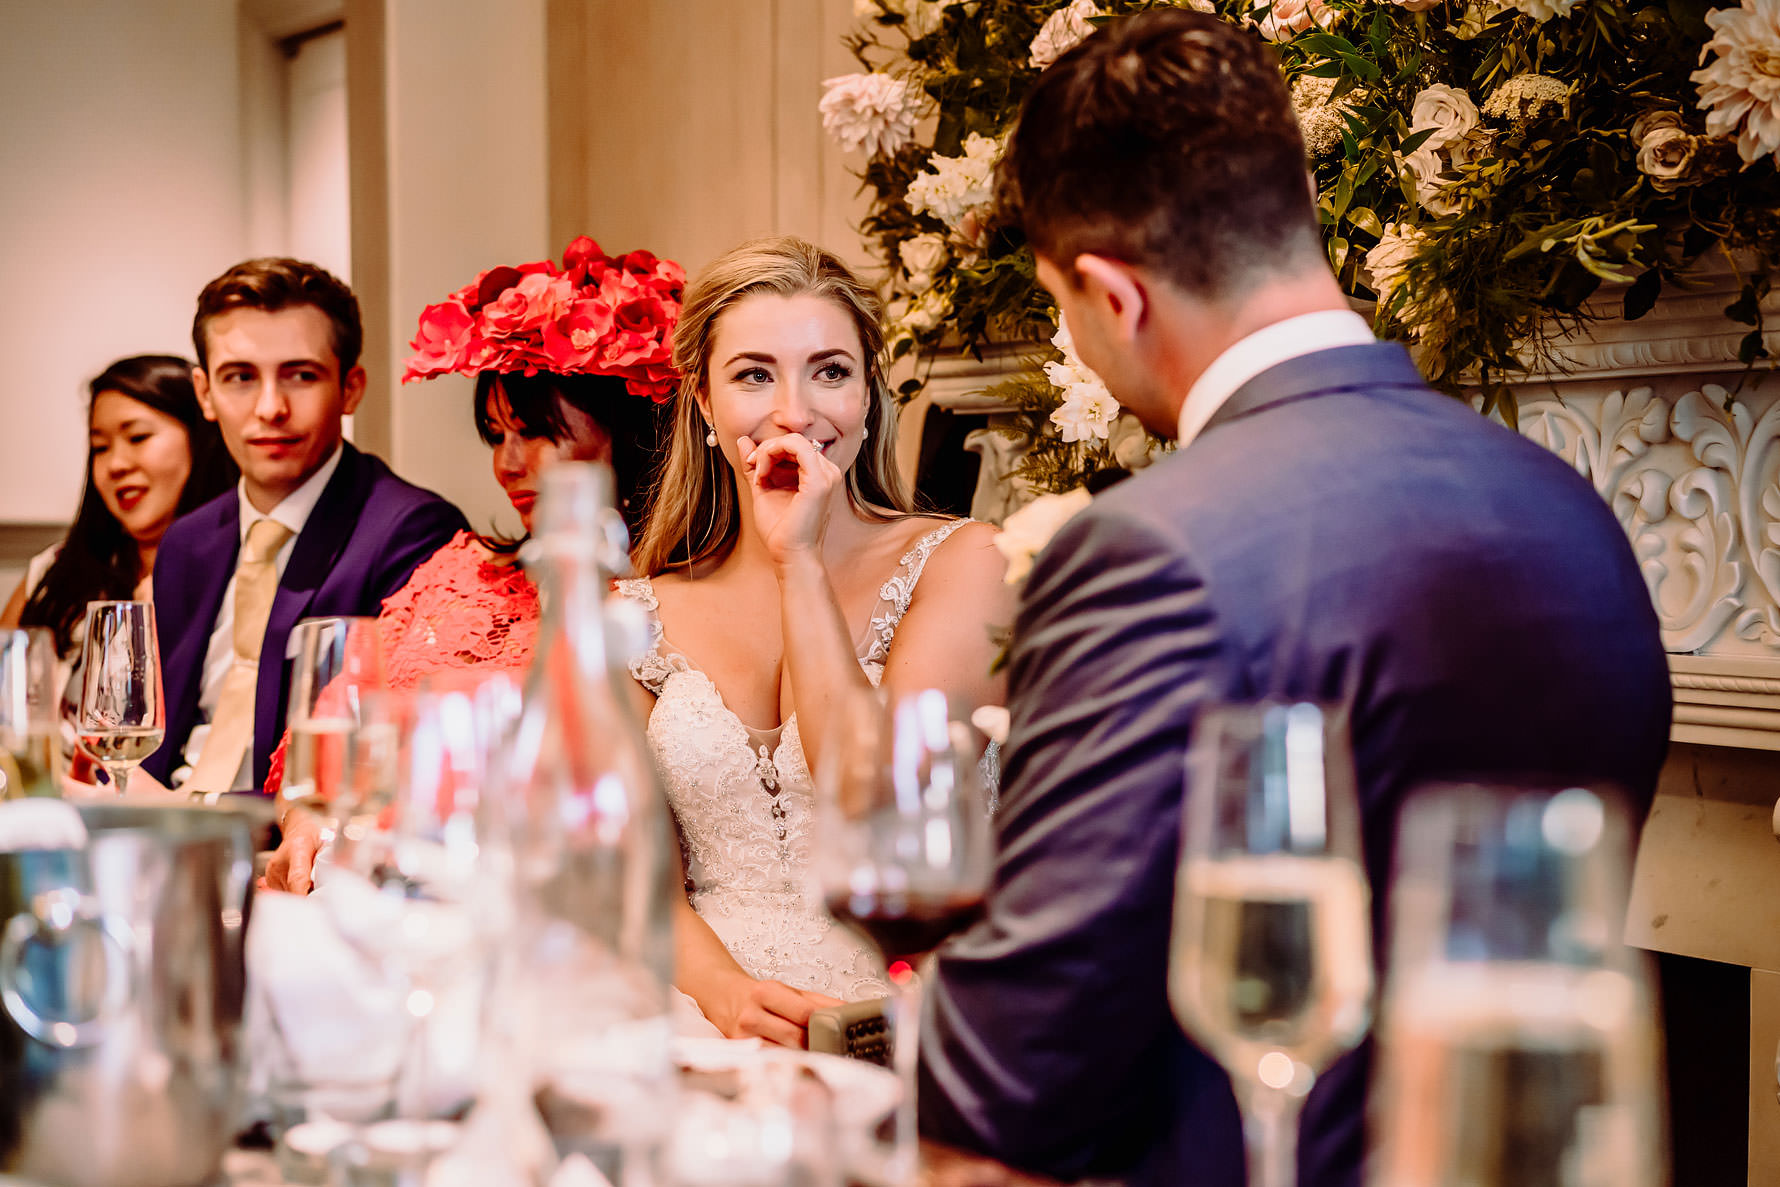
[501,462,680,1185]
[1,629,62,799]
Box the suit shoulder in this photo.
[159,488,235,554]
[352,453,466,524]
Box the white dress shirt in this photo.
[1175,310,1376,446]
[179,445,344,791]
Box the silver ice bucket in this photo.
[0,803,255,1186]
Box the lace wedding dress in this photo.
[615,519,972,1002]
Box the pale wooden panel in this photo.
[573,0,778,276]
[557,0,871,278]
[1627,743,1780,971]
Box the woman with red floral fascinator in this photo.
[614,236,1014,1048]
[262,235,684,888]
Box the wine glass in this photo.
[815,687,995,1183]
[1168,701,1374,1187]
[75,600,164,796]
[0,628,59,799]
[316,682,509,1176]
[281,616,385,815]
[1369,782,1666,1187]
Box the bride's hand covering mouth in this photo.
[740,431,845,563]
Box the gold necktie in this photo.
[188,517,294,793]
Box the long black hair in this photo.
[21,356,238,655]
[473,370,669,549]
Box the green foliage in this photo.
[846,0,1780,492]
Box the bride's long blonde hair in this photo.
[633,236,914,576]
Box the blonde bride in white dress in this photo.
[622,236,1012,1047]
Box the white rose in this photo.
[818,73,922,158]
[1499,0,1579,21]
[1636,125,1698,191]
[903,289,948,333]
[1029,0,1102,69]
[1409,84,1481,149]
[993,488,1093,585]
[1254,0,1332,41]
[899,233,950,280]
[1402,146,1461,215]
[1363,222,1426,300]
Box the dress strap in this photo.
[860,518,974,667]
[613,575,688,696]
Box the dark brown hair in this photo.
[21,356,239,654]
[998,8,1320,297]
[191,258,363,373]
[473,370,668,537]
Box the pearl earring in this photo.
[705,427,718,447]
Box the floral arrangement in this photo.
[823,0,1780,492]
[404,235,685,402]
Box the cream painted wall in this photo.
[0,0,249,526]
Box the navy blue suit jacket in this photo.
[143,443,466,792]
[918,343,1672,1186]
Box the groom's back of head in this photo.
[1000,8,1323,298]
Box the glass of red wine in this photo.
[815,686,994,1183]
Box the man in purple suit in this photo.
[142,258,465,795]
[917,10,1672,1187]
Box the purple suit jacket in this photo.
[143,443,466,791]
[919,344,1672,1186]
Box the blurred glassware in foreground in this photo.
[281,616,386,816]
[75,600,163,797]
[501,462,680,1185]
[1370,782,1667,1187]
[815,685,994,1184]
[1169,701,1374,1187]
[0,627,61,799]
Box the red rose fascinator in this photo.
[402,235,685,402]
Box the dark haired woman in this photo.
[261,236,679,871]
[2,355,238,773]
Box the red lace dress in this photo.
[263,531,540,795]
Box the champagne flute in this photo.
[1168,702,1374,1187]
[75,600,164,796]
[0,628,59,799]
[281,616,385,816]
[815,687,994,1183]
[1369,782,1666,1187]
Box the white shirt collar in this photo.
[236,442,345,540]
[1175,310,1375,446]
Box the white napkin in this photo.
[0,798,86,850]
[244,887,484,1119]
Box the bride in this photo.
[623,236,1011,1046]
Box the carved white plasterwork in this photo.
[1506,261,1780,748]
[912,266,1780,746]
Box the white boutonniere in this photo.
[992,487,1093,586]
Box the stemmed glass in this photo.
[1369,782,1666,1187]
[815,687,995,1183]
[317,681,511,1177]
[1168,702,1374,1187]
[75,600,164,796]
[281,616,385,816]
[0,628,59,799]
